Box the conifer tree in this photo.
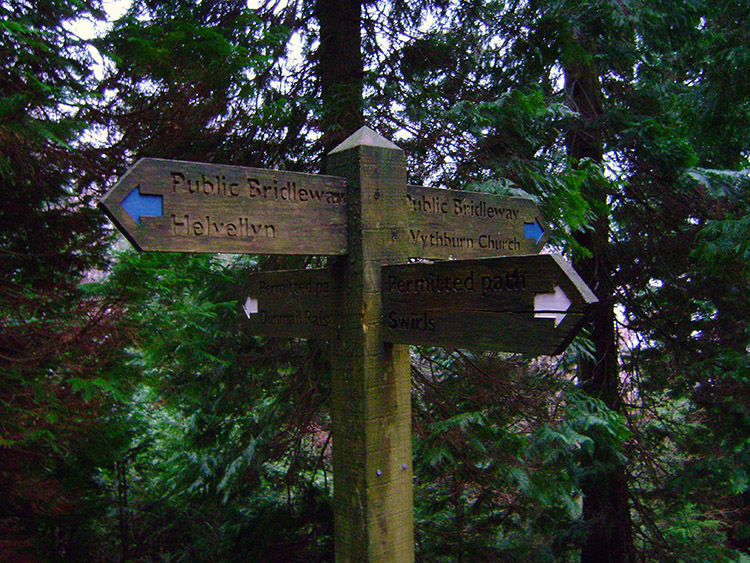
[0,1,133,558]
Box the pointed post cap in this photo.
[328,126,401,154]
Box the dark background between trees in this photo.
[1,0,749,561]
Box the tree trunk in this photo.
[564,41,636,563]
[316,0,364,161]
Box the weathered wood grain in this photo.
[382,253,598,355]
[100,158,347,254]
[403,184,548,259]
[327,128,414,563]
[242,268,336,339]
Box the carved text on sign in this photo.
[100,158,347,254]
[381,254,597,355]
[404,185,547,259]
[242,268,336,339]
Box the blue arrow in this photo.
[524,218,545,244]
[121,185,163,224]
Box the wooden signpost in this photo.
[101,127,596,563]
[100,159,548,259]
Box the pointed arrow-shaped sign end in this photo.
[524,218,545,245]
[121,185,163,225]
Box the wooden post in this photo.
[327,127,413,562]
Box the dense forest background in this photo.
[2,0,750,561]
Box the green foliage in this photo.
[0,1,139,559]
[0,0,109,288]
[411,350,600,562]
[91,0,319,170]
[92,251,334,560]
